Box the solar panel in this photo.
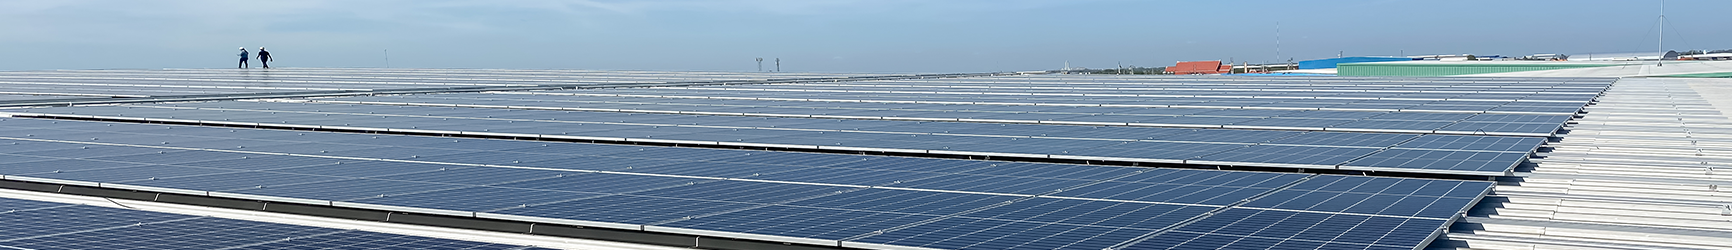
[8,102,1555,174]
[1125,209,1440,250]
[1394,134,1546,152]
[1341,149,1531,175]
[0,197,543,250]
[0,72,1605,250]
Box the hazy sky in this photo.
[0,0,1723,72]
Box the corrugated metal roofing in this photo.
[1434,77,1732,250]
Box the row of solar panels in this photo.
[13,103,1544,175]
[942,75,1614,87]
[0,118,1491,250]
[558,86,1593,115]
[0,197,552,249]
[0,68,868,99]
[458,91,1595,115]
[673,77,1613,93]
[315,94,1575,135]
[708,83,1606,99]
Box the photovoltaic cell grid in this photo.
[523,75,1609,115]
[0,68,869,100]
[0,118,1495,250]
[12,102,1546,175]
[0,197,549,250]
[302,92,1574,136]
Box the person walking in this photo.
[238,47,250,68]
[257,47,273,69]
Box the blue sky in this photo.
[0,0,1723,72]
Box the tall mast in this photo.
[1658,1,1665,66]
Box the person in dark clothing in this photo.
[238,47,249,68]
[257,47,273,68]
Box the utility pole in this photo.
[756,58,763,72]
[384,49,390,68]
[1275,21,1282,64]
[775,58,780,72]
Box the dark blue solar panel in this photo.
[1437,122,1560,135]
[228,178,466,201]
[1395,134,1545,152]
[1243,189,1474,218]
[0,115,1517,250]
[175,155,342,170]
[1266,132,1419,147]
[847,217,1154,250]
[120,171,350,191]
[959,162,1140,180]
[0,159,145,175]
[0,198,71,211]
[512,156,687,171]
[957,198,1215,230]
[1113,170,1306,188]
[1230,118,1357,128]
[245,230,534,250]
[1190,145,1380,166]
[1463,114,1573,124]
[84,150,257,165]
[1148,129,1301,144]
[17,165,237,183]
[0,205,198,241]
[886,174,1093,195]
[1130,209,1443,249]
[1328,120,1456,131]
[350,187,605,212]
[632,181,857,203]
[1366,112,1476,121]
[656,205,939,240]
[1049,182,1274,206]
[1344,149,1528,174]
[490,195,759,225]
[495,173,705,194]
[1286,175,1493,199]
[786,189,1017,215]
[268,161,454,178]
[373,167,567,185]
[744,167,942,186]
[0,197,540,249]
[1072,142,1250,160]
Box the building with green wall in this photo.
[1336,61,1620,76]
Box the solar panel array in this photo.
[12,101,1548,175]
[0,71,1610,250]
[309,93,1574,136]
[0,197,551,250]
[0,68,866,99]
[0,118,1492,250]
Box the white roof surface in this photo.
[1440,77,1732,250]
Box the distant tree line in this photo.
[1076,67,1167,75]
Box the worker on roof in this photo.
[258,47,273,69]
[238,47,250,69]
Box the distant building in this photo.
[1568,51,1680,61]
[1165,60,1231,75]
[1297,57,1416,69]
[1402,54,1508,61]
[1336,61,1623,77]
[1519,54,1569,61]
[1682,53,1732,61]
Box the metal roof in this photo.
[1434,77,1732,249]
